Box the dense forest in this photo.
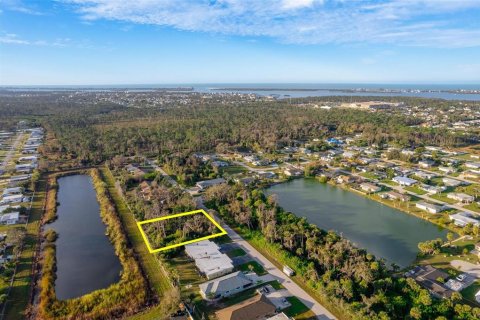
[203,183,480,320]
[0,93,473,168]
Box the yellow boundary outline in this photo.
[137,209,227,253]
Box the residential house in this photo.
[0,212,20,225]
[412,171,436,181]
[406,265,453,299]
[266,313,291,320]
[442,177,464,187]
[199,271,253,300]
[342,151,356,159]
[2,187,23,197]
[416,201,445,214]
[235,177,256,186]
[360,182,381,193]
[256,171,276,179]
[449,212,480,227]
[392,176,417,187]
[196,178,226,190]
[447,193,475,204]
[0,194,24,205]
[336,175,354,184]
[419,159,436,168]
[185,240,234,279]
[463,170,480,180]
[382,191,410,202]
[283,168,303,177]
[465,162,480,170]
[215,294,276,320]
[439,166,456,174]
[420,184,447,195]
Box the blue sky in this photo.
[1,0,480,85]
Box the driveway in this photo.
[451,260,480,279]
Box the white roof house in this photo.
[412,170,437,180]
[416,201,445,214]
[8,174,31,182]
[18,156,37,162]
[447,193,475,204]
[195,253,234,280]
[476,289,480,303]
[0,212,20,225]
[0,194,24,205]
[199,271,253,300]
[185,240,222,259]
[196,178,226,190]
[442,177,464,187]
[266,313,291,320]
[450,212,480,227]
[466,162,480,170]
[2,187,23,196]
[393,176,417,186]
[185,240,234,279]
[360,182,381,193]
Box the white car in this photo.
[456,274,467,282]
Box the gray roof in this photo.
[200,271,252,296]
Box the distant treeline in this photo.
[0,94,475,166]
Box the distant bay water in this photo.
[2,83,480,100]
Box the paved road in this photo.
[197,198,336,320]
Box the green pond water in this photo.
[266,178,448,267]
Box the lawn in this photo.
[429,192,459,205]
[213,234,232,245]
[359,172,378,180]
[284,296,317,320]
[269,280,285,290]
[405,186,428,195]
[465,202,480,213]
[226,248,247,258]
[417,238,480,270]
[221,165,248,175]
[237,260,267,275]
[461,280,480,305]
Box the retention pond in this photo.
[49,174,122,300]
[266,178,448,267]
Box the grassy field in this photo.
[405,186,428,195]
[100,167,174,319]
[430,192,459,205]
[284,296,317,320]
[0,174,46,320]
[220,165,248,175]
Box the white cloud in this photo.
[282,0,317,10]
[62,0,480,48]
[0,32,75,47]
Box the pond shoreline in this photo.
[266,177,448,267]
